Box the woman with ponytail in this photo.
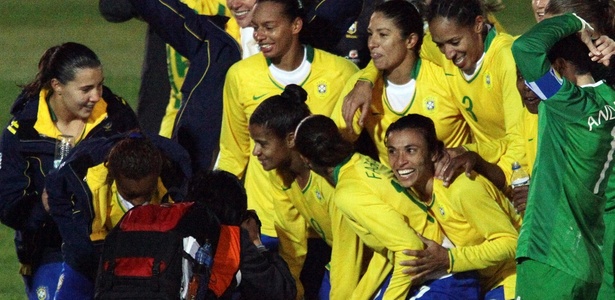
[0,42,138,300]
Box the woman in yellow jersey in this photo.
[0,42,139,300]
[294,115,481,300]
[385,114,520,300]
[249,85,372,299]
[332,0,470,168]
[217,0,357,278]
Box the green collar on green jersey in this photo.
[383,58,422,116]
[266,44,314,66]
[332,154,353,185]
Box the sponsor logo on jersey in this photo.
[484,71,493,90]
[253,93,267,101]
[36,286,48,300]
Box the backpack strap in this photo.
[209,225,241,297]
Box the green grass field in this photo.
[0,0,532,298]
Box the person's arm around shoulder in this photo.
[342,60,379,127]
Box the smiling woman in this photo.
[217,0,358,296]
[0,42,138,300]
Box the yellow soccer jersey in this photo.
[440,28,523,150]
[86,163,168,242]
[334,153,442,299]
[159,0,239,137]
[333,58,470,167]
[464,109,538,185]
[429,174,520,299]
[272,170,365,300]
[218,46,358,237]
[362,28,522,156]
[499,109,538,184]
[269,173,308,300]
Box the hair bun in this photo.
[281,84,308,103]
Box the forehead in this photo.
[369,12,398,30]
[252,1,287,22]
[387,128,427,146]
[64,67,103,85]
[249,124,279,139]
[428,17,470,42]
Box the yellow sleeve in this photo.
[331,71,364,142]
[330,205,371,299]
[463,138,508,164]
[359,60,380,85]
[335,180,423,299]
[447,178,518,273]
[272,176,307,300]
[217,64,250,178]
[420,31,445,67]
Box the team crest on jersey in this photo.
[423,97,436,113]
[484,71,493,90]
[347,21,358,36]
[315,189,323,201]
[36,286,48,300]
[315,80,329,98]
[439,206,445,216]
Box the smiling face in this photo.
[51,67,103,121]
[516,69,540,114]
[429,16,484,75]
[532,0,549,22]
[249,124,292,171]
[368,12,413,75]
[251,1,302,64]
[386,128,435,189]
[227,0,258,28]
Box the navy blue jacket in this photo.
[0,87,138,269]
[46,132,192,280]
[130,0,241,172]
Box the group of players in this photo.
[1,0,615,299]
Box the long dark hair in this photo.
[374,0,424,55]
[22,42,101,98]
[249,84,310,139]
[385,114,444,157]
[293,115,354,168]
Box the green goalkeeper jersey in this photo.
[513,13,615,283]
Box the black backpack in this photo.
[94,202,237,300]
